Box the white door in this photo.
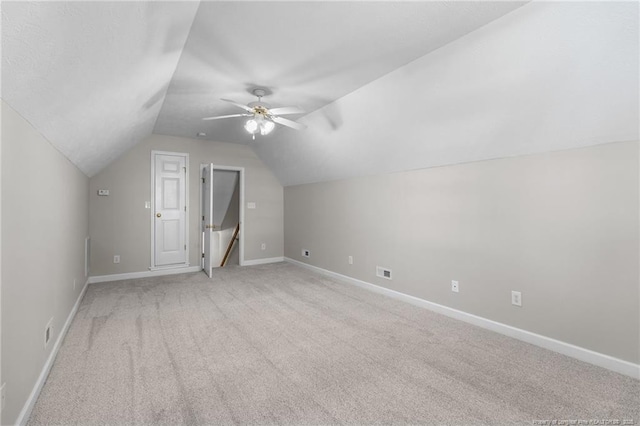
[202,165,214,277]
[153,153,187,267]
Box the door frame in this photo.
[150,150,190,270]
[199,164,245,268]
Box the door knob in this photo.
[156,213,161,218]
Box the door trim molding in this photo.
[151,150,189,270]
[199,164,246,268]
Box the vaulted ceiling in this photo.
[2,1,638,185]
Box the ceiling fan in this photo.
[202,88,306,139]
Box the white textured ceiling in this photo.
[253,0,640,185]
[1,1,199,176]
[2,1,526,177]
[2,1,637,185]
[154,1,527,143]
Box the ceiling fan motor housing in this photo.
[202,88,306,132]
[248,102,270,115]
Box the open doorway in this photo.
[201,164,245,277]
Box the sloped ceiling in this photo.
[253,1,640,185]
[2,0,526,177]
[154,1,527,143]
[2,1,637,185]
[1,1,199,176]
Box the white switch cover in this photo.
[348,256,353,265]
[113,255,120,264]
[261,243,266,250]
[97,189,109,196]
[451,280,459,293]
[247,202,256,209]
[145,201,151,209]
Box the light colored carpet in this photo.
[29,262,638,425]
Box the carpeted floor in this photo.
[29,262,638,425]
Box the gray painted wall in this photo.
[284,141,639,363]
[1,101,90,424]
[0,99,3,426]
[221,179,240,231]
[89,134,283,276]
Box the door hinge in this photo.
[202,253,205,258]
[202,177,205,183]
[184,244,186,250]
[184,206,186,211]
[202,215,205,221]
[183,167,187,173]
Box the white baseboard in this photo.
[15,279,90,425]
[88,265,202,284]
[285,257,640,379]
[242,257,284,266]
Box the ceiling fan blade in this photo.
[272,116,306,131]
[268,106,304,116]
[202,113,251,121]
[220,98,254,112]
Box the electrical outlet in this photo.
[512,291,522,307]
[1,382,6,412]
[113,255,120,264]
[44,318,53,348]
[302,249,310,258]
[451,280,459,293]
[348,255,353,265]
[261,243,266,250]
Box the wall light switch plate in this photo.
[97,189,109,196]
[145,201,151,209]
[247,202,256,209]
[348,256,353,265]
[451,280,459,293]
[113,255,120,264]
[261,243,266,250]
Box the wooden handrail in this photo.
[220,223,240,267]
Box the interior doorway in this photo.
[201,164,245,277]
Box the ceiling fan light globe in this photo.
[244,119,258,134]
[260,120,275,135]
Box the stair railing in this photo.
[220,223,240,267]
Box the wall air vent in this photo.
[376,266,392,280]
